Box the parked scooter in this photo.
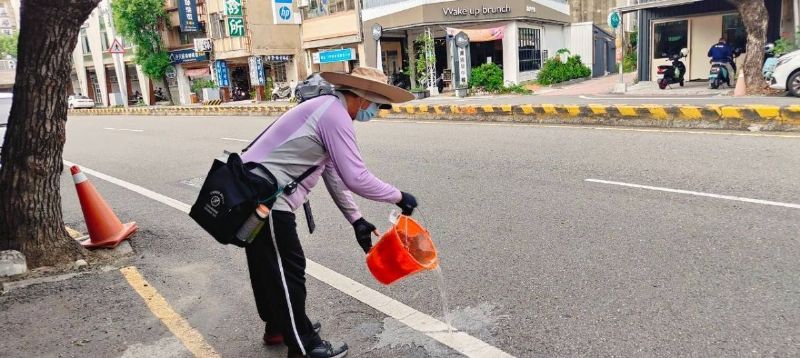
[231,86,248,101]
[657,48,688,90]
[154,87,168,102]
[763,43,778,80]
[271,82,292,101]
[709,48,742,89]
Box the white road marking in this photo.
[104,127,144,132]
[63,160,514,358]
[586,179,800,210]
[578,95,726,100]
[370,120,800,138]
[220,137,249,142]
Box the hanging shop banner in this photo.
[273,0,295,25]
[215,60,230,87]
[169,48,208,64]
[446,26,504,42]
[248,56,266,86]
[178,0,199,32]
[194,38,213,52]
[227,17,246,37]
[224,0,243,16]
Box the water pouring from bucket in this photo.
[365,211,439,285]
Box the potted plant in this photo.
[191,79,218,102]
[455,84,469,98]
[411,86,429,99]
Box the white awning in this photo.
[614,0,702,14]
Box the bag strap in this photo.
[242,121,276,153]
[283,165,318,195]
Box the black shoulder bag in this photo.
[189,122,317,247]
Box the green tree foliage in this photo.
[536,54,592,85]
[111,0,169,80]
[412,33,435,89]
[0,32,18,58]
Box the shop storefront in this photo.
[168,48,210,104]
[622,0,786,82]
[361,0,571,87]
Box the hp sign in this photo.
[279,6,291,20]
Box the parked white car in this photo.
[68,95,95,109]
[768,49,800,96]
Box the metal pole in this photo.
[619,13,624,85]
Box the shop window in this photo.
[305,0,355,19]
[210,13,226,39]
[518,28,541,72]
[653,20,688,59]
[180,30,206,45]
[80,28,90,54]
[722,14,746,53]
[271,63,287,82]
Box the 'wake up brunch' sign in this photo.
[443,5,511,17]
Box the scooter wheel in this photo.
[679,80,684,87]
[710,79,720,89]
[658,79,668,90]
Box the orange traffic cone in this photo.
[733,71,746,96]
[70,166,137,248]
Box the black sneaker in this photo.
[264,321,322,346]
[287,340,348,358]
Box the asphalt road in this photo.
[2,115,799,357]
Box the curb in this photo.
[69,104,800,131]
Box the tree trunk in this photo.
[0,0,101,268]
[161,74,174,105]
[732,0,769,95]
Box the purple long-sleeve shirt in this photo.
[240,94,401,223]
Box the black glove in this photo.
[396,191,417,216]
[352,218,377,253]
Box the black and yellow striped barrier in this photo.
[69,103,800,131]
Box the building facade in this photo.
[70,0,150,107]
[626,0,792,82]
[361,0,573,88]
[300,0,364,75]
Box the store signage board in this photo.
[317,48,356,64]
[608,11,621,29]
[178,0,199,32]
[215,60,230,87]
[248,56,266,86]
[169,48,208,64]
[443,5,510,16]
[273,0,294,24]
[194,38,213,52]
[228,17,246,37]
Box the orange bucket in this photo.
[366,215,438,285]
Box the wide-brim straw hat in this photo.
[321,67,415,106]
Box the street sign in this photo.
[248,56,265,86]
[108,39,125,54]
[608,11,621,29]
[168,48,208,64]
[224,0,243,16]
[178,0,199,32]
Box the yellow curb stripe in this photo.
[418,105,429,113]
[433,105,444,114]
[720,107,742,119]
[565,105,581,116]
[678,106,703,120]
[520,104,535,114]
[378,109,390,118]
[500,104,512,113]
[404,105,415,114]
[747,105,781,119]
[482,105,494,113]
[120,266,220,358]
[542,104,557,115]
[646,105,669,120]
[615,105,638,117]
[588,104,607,115]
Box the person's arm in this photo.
[317,105,402,204]
[708,46,713,58]
[321,160,362,224]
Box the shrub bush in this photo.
[536,54,591,85]
[469,63,504,92]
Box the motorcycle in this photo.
[231,86,248,101]
[271,82,292,101]
[390,72,411,90]
[709,48,742,89]
[154,88,167,102]
[657,48,688,90]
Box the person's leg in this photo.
[245,226,284,343]
[260,211,321,354]
[725,63,735,86]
